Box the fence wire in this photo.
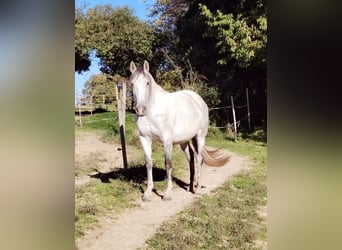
[76,91,256,133]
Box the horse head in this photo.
[129,60,151,116]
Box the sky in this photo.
[75,0,155,96]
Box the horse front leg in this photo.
[163,140,173,200]
[140,136,153,201]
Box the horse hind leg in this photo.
[180,142,195,193]
[192,135,205,191]
[163,140,173,200]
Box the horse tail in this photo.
[202,147,231,167]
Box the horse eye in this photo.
[146,82,149,85]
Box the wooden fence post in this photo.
[246,88,251,130]
[116,82,128,169]
[77,93,82,127]
[231,96,237,142]
[90,95,93,116]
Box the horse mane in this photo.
[129,67,143,82]
[132,67,166,94]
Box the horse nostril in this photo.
[135,106,146,116]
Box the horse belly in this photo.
[171,116,205,144]
[170,96,208,143]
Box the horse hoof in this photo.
[142,194,152,202]
[162,194,172,201]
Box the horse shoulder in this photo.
[136,116,152,137]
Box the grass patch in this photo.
[75,111,267,247]
[75,111,139,145]
[149,141,188,190]
[75,179,141,238]
[146,129,267,249]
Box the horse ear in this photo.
[143,60,149,73]
[130,61,137,73]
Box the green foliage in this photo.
[75,5,155,75]
[155,63,221,109]
[206,125,227,140]
[82,73,117,103]
[149,0,267,129]
[199,4,267,68]
[75,48,91,73]
[245,127,267,143]
[155,69,182,92]
[190,82,221,109]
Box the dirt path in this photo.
[76,132,249,250]
[75,131,137,188]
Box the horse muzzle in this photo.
[135,105,147,116]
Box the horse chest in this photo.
[136,115,166,140]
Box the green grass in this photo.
[145,129,267,249]
[75,110,140,145]
[75,111,267,247]
[75,111,190,238]
[75,178,142,238]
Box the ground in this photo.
[75,131,251,250]
[75,130,139,188]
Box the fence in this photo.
[208,88,252,141]
[76,87,262,141]
[75,86,264,171]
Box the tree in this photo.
[82,73,126,104]
[150,0,267,128]
[75,5,155,76]
[75,6,91,73]
[199,3,267,68]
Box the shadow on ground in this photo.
[74,107,109,116]
[89,164,189,194]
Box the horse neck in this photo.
[151,80,166,94]
[146,76,167,109]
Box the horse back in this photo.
[166,90,208,141]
